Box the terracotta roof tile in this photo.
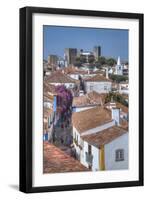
[44,81,57,95]
[72,107,112,133]
[120,119,128,130]
[81,126,127,148]
[63,66,77,74]
[105,102,128,113]
[73,95,90,107]
[87,91,104,104]
[45,71,78,84]
[72,91,103,107]
[44,107,53,118]
[43,142,89,173]
[85,74,111,82]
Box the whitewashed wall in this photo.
[80,140,89,168]
[85,81,112,93]
[44,101,53,109]
[68,73,97,80]
[68,74,79,80]
[74,105,96,112]
[50,82,75,89]
[92,145,99,171]
[73,127,81,160]
[80,140,99,171]
[81,120,115,136]
[104,133,128,170]
[119,89,129,95]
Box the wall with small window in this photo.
[80,140,90,168]
[49,82,75,89]
[85,81,112,93]
[91,145,99,171]
[72,127,81,159]
[115,149,124,161]
[65,83,75,89]
[80,140,99,171]
[104,133,128,170]
[69,74,79,80]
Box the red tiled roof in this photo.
[43,142,89,173]
[44,94,54,103]
[105,102,128,113]
[92,70,105,75]
[72,107,112,133]
[82,126,127,148]
[72,91,103,107]
[63,66,77,74]
[44,107,53,118]
[43,81,57,103]
[72,95,90,107]
[45,71,78,84]
[44,81,57,94]
[85,74,111,82]
[87,91,104,105]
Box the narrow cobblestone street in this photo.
[52,110,73,156]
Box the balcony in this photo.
[85,152,93,165]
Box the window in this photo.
[90,84,93,90]
[88,144,92,155]
[115,149,124,161]
[104,86,107,90]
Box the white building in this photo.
[108,67,114,74]
[119,81,129,95]
[43,107,55,141]
[72,106,128,171]
[43,82,58,141]
[79,51,94,63]
[115,56,123,75]
[105,101,128,120]
[84,74,112,93]
[66,69,97,80]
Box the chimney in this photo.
[110,97,116,109]
[112,108,120,126]
[106,68,108,79]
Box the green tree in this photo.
[80,55,87,63]
[95,60,101,69]
[98,56,107,65]
[74,57,82,67]
[105,92,128,107]
[109,74,128,83]
[88,55,95,64]
[106,58,117,66]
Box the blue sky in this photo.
[43,26,128,62]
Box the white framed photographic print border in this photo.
[19,7,144,193]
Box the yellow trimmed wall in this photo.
[99,145,105,170]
